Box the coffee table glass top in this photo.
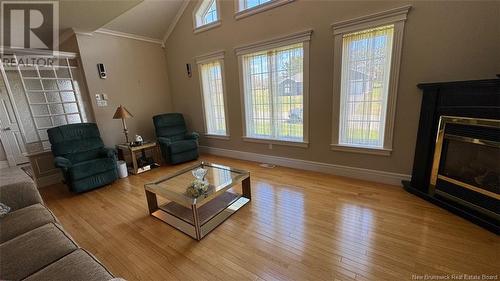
[144,162,249,207]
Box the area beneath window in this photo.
[243,136,308,148]
[330,143,392,156]
[205,134,230,140]
[194,20,221,34]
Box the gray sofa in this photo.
[0,181,118,281]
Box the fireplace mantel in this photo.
[403,78,500,234]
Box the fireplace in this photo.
[430,116,499,221]
[404,78,500,234]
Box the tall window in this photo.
[194,0,220,31]
[331,6,410,155]
[196,53,228,136]
[339,25,394,148]
[237,30,311,146]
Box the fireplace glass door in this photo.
[441,136,499,196]
[431,116,499,221]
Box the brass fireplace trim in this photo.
[437,175,500,200]
[444,134,500,149]
[435,189,500,221]
[430,115,500,196]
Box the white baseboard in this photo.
[35,172,63,188]
[200,146,410,186]
[0,160,9,169]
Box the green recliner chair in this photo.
[153,113,199,164]
[47,123,118,193]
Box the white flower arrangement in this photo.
[186,179,209,198]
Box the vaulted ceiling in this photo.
[102,0,186,40]
[57,0,187,43]
[58,0,143,33]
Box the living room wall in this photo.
[164,0,499,177]
[74,33,173,146]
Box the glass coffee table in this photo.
[144,162,251,240]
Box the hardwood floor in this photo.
[40,154,500,281]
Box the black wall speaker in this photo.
[97,63,106,79]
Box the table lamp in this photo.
[113,105,133,143]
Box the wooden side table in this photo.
[116,142,162,174]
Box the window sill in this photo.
[204,134,230,140]
[194,20,221,34]
[235,0,294,20]
[243,136,308,148]
[330,143,392,156]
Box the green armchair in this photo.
[153,113,199,164]
[47,123,118,193]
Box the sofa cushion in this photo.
[0,203,57,243]
[24,249,114,281]
[169,139,198,154]
[0,223,78,280]
[70,158,116,181]
[0,181,42,211]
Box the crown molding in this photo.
[95,28,162,45]
[162,0,190,48]
[72,28,94,37]
[332,5,411,34]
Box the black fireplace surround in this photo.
[403,78,500,234]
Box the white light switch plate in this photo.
[97,100,108,107]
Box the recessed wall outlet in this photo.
[268,143,273,149]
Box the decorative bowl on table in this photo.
[186,167,209,198]
[192,167,208,180]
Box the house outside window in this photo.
[236,30,311,147]
[330,5,411,156]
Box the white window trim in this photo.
[193,0,222,34]
[234,0,294,20]
[242,136,308,148]
[195,50,231,139]
[205,134,230,140]
[330,5,411,156]
[235,29,312,148]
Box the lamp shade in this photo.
[113,105,133,119]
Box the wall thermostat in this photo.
[97,63,106,79]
